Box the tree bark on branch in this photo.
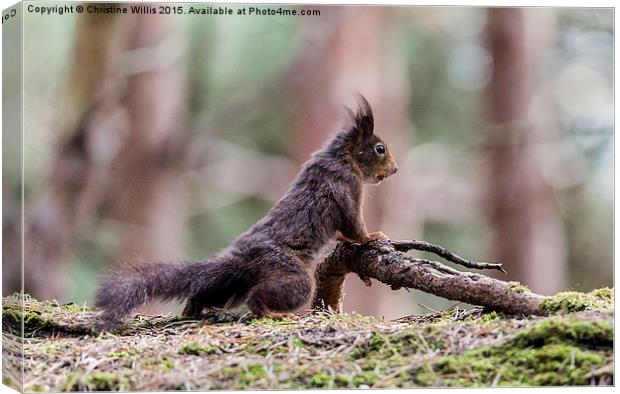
[313,239,546,316]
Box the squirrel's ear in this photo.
[346,94,374,140]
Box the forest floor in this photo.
[2,289,614,391]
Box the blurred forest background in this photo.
[2,4,613,319]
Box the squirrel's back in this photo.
[244,139,360,259]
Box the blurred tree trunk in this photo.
[288,6,411,318]
[13,12,189,305]
[15,13,129,300]
[484,8,566,295]
[107,14,189,314]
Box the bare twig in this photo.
[390,240,506,274]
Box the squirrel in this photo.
[94,95,398,327]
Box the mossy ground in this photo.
[540,288,613,313]
[2,290,614,391]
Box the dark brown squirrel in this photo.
[94,95,398,327]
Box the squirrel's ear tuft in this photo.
[346,94,374,139]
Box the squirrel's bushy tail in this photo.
[94,260,208,327]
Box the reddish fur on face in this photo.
[94,94,398,328]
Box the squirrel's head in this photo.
[345,95,398,184]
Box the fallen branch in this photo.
[313,239,545,316]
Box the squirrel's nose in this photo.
[392,165,398,174]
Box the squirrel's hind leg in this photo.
[182,297,205,318]
[245,271,312,319]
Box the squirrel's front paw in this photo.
[367,231,389,241]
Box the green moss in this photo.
[335,373,351,387]
[215,363,269,388]
[513,316,612,349]
[370,334,386,350]
[506,281,530,294]
[479,311,501,323]
[362,359,379,372]
[247,363,266,377]
[417,343,605,387]
[415,314,611,387]
[291,338,304,348]
[60,372,126,391]
[222,363,269,388]
[352,371,380,386]
[591,287,613,301]
[2,307,57,337]
[2,295,95,337]
[85,372,122,391]
[349,332,400,360]
[1,308,22,333]
[438,307,461,320]
[107,351,131,358]
[540,288,613,313]
[310,372,331,388]
[24,312,55,331]
[220,366,240,376]
[389,332,417,352]
[59,373,78,391]
[348,348,365,360]
[179,341,219,356]
[142,356,173,369]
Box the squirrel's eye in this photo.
[375,144,386,155]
